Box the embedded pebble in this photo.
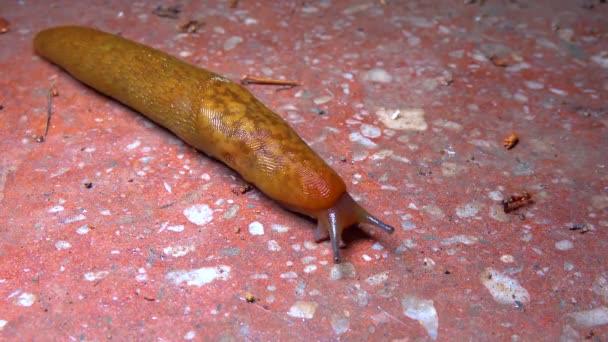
[330,312,350,335]
[135,268,147,282]
[223,205,240,219]
[591,52,608,68]
[569,306,608,327]
[422,204,444,220]
[455,202,481,218]
[301,6,318,13]
[441,162,469,177]
[360,124,381,138]
[488,205,509,222]
[303,241,318,250]
[183,331,196,340]
[84,271,109,281]
[267,240,281,252]
[370,150,393,160]
[402,239,418,249]
[500,255,515,263]
[12,293,36,307]
[404,16,434,28]
[75,225,90,235]
[441,235,479,245]
[62,214,86,224]
[313,94,332,105]
[280,272,298,279]
[271,224,289,233]
[591,195,608,210]
[223,36,243,51]
[248,221,264,235]
[167,224,185,232]
[524,80,544,89]
[371,242,384,250]
[348,132,377,148]
[54,241,71,250]
[365,272,389,285]
[183,204,213,225]
[480,268,530,304]
[549,88,567,96]
[287,301,319,319]
[433,119,463,131]
[402,295,439,340]
[555,240,574,251]
[163,245,195,257]
[48,205,64,213]
[348,284,368,307]
[330,263,356,280]
[126,140,141,150]
[166,266,231,287]
[376,108,428,131]
[593,275,608,302]
[244,17,258,25]
[401,220,415,230]
[362,68,392,83]
[303,265,317,273]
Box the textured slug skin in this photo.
[34,26,394,262]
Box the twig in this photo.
[152,5,181,19]
[377,305,409,327]
[240,75,300,87]
[36,84,58,143]
[245,300,294,325]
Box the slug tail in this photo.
[314,192,394,263]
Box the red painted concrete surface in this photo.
[1,0,607,340]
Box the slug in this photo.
[34,26,394,262]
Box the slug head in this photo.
[313,192,394,263]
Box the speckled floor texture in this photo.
[1,0,607,340]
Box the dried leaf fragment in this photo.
[490,55,509,67]
[231,183,252,195]
[567,223,590,234]
[245,292,255,303]
[0,17,9,33]
[177,19,205,33]
[503,132,519,149]
[502,191,533,213]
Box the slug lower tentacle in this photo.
[313,192,394,262]
[33,26,395,262]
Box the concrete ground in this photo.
[1,0,607,340]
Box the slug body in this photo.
[34,26,394,262]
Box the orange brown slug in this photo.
[34,26,394,262]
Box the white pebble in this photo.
[248,221,264,235]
